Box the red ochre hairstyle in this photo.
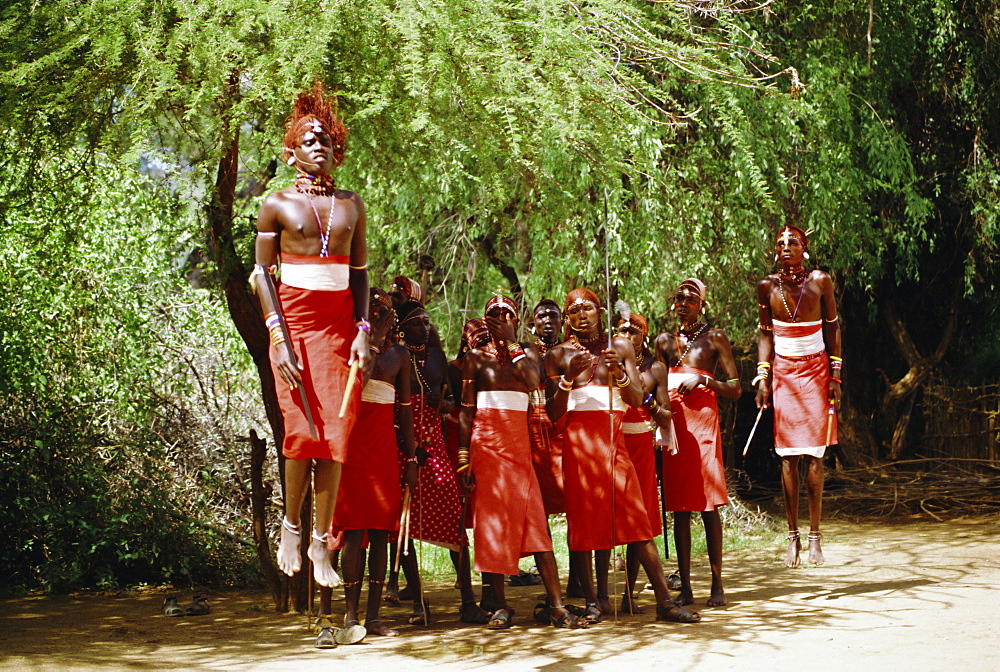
[282,81,349,167]
[562,288,605,341]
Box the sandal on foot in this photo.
[315,625,337,649]
[335,621,367,645]
[185,595,210,616]
[161,596,183,617]
[408,603,431,626]
[532,603,550,624]
[486,607,514,629]
[460,601,492,624]
[566,603,601,624]
[549,606,588,629]
[656,603,701,623]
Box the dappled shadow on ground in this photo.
[2,517,998,670]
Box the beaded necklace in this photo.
[778,271,808,323]
[567,334,600,384]
[295,174,336,258]
[674,323,707,366]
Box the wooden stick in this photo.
[742,405,767,457]
[394,485,411,573]
[339,360,360,418]
[826,399,836,447]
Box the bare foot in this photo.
[383,588,400,605]
[675,588,694,606]
[707,587,727,607]
[620,592,646,615]
[308,536,341,587]
[277,518,301,576]
[785,531,801,568]
[597,594,613,615]
[365,619,399,637]
[807,532,825,565]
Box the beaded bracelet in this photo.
[558,376,573,392]
[615,374,631,388]
[356,319,371,333]
[830,377,842,384]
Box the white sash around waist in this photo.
[567,385,627,412]
[529,388,546,406]
[477,390,529,411]
[362,379,395,404]
[773,320,825,358]
[281,263,350,291]
[623,420,654,434]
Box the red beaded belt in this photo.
[775,350,826,362]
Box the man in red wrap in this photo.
[458,295,586,629]
[545,288,700,624]
[315,288,418,647]
[755,225,842,568]
[614,311,669,613]
[252,82,368,589]
[654,279,740,607]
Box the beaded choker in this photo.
[569,333,604,355]
[295,174,337,196]
[674,323,708,366]
[779,265,808,285]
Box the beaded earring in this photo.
[670,304,677,312]
[774,253,779,262]
[286,154,296,166]
[397,331,405,343]
[803,251,810,260]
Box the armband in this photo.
[615,374,631,388]
[558,376,573,392]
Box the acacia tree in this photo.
[2,0,788,601]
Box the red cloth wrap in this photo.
[773,352,837,455]
[662,366,729,512]
[470,407,552,575]
[331,394,402,532]
[563,406,653,550]
[271,256,360,461]
[398,393,467,550]
[622,405,662,535]
[528,396,566,514]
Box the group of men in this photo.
[252,84,843,647]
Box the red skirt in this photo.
[663,366,729,512]
[563,410,653,550]
[528,402,566,514]
[332,394,403,532]
[470,407,552,575]
[270,281,360,461]
[773,352,837,457]
[623,407,662,536]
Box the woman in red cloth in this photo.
[252,82,368,590]
[655,278,740,608]
[389,301,488,625]
[614,311,669,614]
[315,289,418,646]
[457,296,586,629]
[545,288,699,623]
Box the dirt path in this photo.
[2,517,999,671]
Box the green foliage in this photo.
[0,155,264,591]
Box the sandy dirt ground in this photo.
[2,516,999,672]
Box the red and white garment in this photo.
[771,320,837,457]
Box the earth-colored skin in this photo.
[756,231,841,568]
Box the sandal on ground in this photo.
[185,595,210,616]
[548,606,588,629]
[408,602,431,626]
[315,625,337,649]
[161,595,183,617]
[335,620,366,645]
[460,600,492,624]
[656,603,701,623]
[566,603,601,624]
[667,573,683,591]
[486,607,514,629]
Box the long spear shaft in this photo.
[259,268,318,440]
[742,405,767,457]
[603,189,619,623]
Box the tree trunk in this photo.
[206,77,298,611]
[880,285,960,460]
[249,430,285,609]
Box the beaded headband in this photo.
[485,294,517,317]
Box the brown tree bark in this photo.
[880,284,960,459]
